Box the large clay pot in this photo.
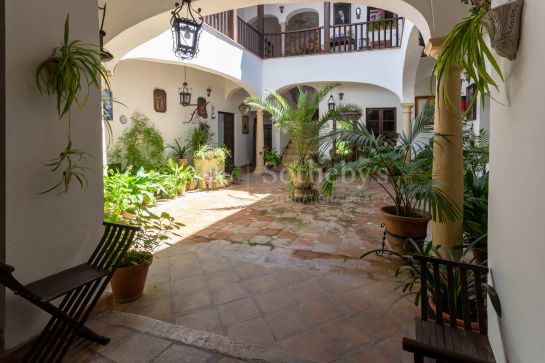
[381,206,430,252]
[110,260,152,304]
[428,297,481,332]
[194,157,225,189]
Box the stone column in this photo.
[426,38,464,255]
[280,22,287,57]
[401,103,414,162]
[324,2,331,53]
[254,109,265,174]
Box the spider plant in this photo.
[168,139,189,159]
[36,15,111,194]
[434,0,502,114]
[321,101,461,223]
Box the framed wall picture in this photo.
[242,115,249,134]
[367,7,397,22]
[102,89,113,121]
[153,88,167,113]
[415,96,434,118]
[333,3,351,24]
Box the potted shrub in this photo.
[245,83,358,202]
[168,139,189,167]
[321,101,461,252]
[362,240,501,331]
[231,167,242,183]
[194,145,230,188]
[110,209,183,303]
[261,147,282,169]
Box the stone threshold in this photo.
[94,310,314,363]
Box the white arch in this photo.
[401,26,424,103]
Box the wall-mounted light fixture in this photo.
[207,87,212,97]
[98,4,114,61]
[338,92,344,101]
[355,7,362,20]
[328,94,336,111]
[279,5,285,14]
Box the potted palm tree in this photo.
[245,83,359,202]
[321,101,461,251]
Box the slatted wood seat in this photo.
[402,255,496,363]
[0,222,140,363]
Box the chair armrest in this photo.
[403,338,493,363]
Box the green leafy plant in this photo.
[231,167,242,181]
[108,113,165,170]
[194,145,231,167]
[245,83,359,199]
[434,0,502,113]
[362,239,501,319]
[119,209,184,267]
[168,139,189,159]
[187,123,212,154]
[321,101,461,223]
[36,15,111,193]
[261,147,282,167]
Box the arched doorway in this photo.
[285,11,319,56]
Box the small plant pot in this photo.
[177,158,188,167]
[428,297,481,332]
[187,180,196,190]
[121,210,136,220]
[110,261,152,304]
[178,186,186,195]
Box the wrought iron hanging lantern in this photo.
[171,1,204,60]
[328,94,336,111]
[179,67,192,106]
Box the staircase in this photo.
[281,141,298,166]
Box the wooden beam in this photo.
[324,2,331,52]
[257,5,264,56]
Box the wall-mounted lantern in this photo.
[207,87,212,97]
[338,92,344,101]
[179,67,192,106]
[279,5,285,14]
[171,0,204,60]
[328,94,336,111]
[355,7,362,20]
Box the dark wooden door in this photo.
[220,112,235,159]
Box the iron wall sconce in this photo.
[279,6,285,14]
[356,7,362,20]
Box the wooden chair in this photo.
[0,222,140,363]
[402,255,496,363]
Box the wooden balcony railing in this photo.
[237,16,263,57]
[263,18,405,58]
[204,11,234,39]
[209,15,405,59]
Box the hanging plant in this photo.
[434,0,502,114]
[36,14,111,194]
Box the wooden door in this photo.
[220,112,235,159]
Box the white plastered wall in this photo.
[108,60,255,167]
[4,0,103,348]
[488,0,545,361]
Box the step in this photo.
[67,310,313,363]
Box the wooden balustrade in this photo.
[205,14,404,59]
[204,11,234,39]
[237,16,263,57]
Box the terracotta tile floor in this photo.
[111,172,417,362]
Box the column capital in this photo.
[425,37,445,59]
[401,103,415,113]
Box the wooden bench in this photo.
[402,255,496,363]
[0,222,140,363]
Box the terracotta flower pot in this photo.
[177,158,188,167]
[178,186,186,195]
[428,297,481,332]
[187,180,196,190]
[381,206,430,253]
[110,260,151,304]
